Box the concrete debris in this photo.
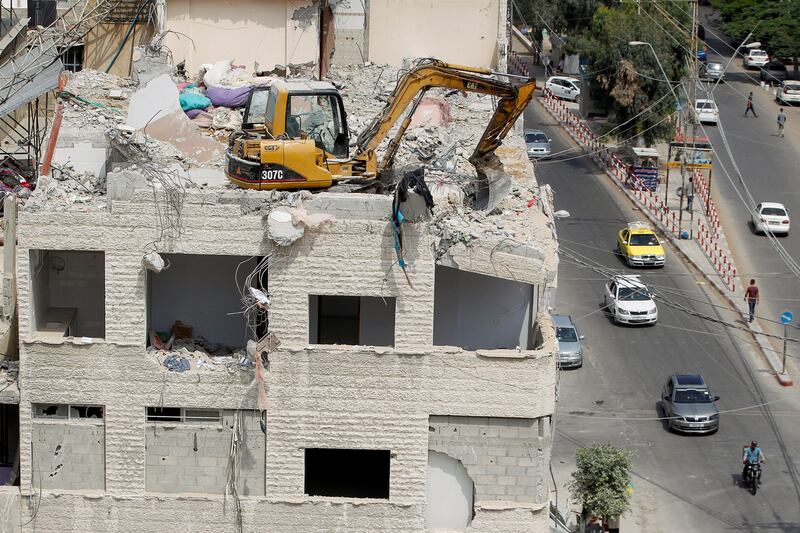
[131,46,173,87]
[267,207,306,246]
[142,251,165,273]
[409,96,452,129]
[290,203,336,229]
[249,287,270,308]
[211,107,243,131]
[150,336,252,373]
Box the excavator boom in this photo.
[354,59,536,171]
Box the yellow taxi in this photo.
[617,222,666,267]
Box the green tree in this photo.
[716,0,800,77]
[573,2,689,144]
[568,443,633,520]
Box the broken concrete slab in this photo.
[267,207,305,246]
[143,109,224,164]
[131,46,173,88]
[107,169,148,208]
[126,74,181,130]
[187,167,227,188]
[142,252,165,273]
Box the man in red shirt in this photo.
[744,279,759,323]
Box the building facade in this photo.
[0,148,559,531]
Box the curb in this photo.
[537,97,793,386]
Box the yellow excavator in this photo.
[225,59,536,190]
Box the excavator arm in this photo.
[353,59,536,173]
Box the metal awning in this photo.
[0,39,63,118]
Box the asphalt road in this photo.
[696,22,800,365]
[524,97,800,531]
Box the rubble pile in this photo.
[326,61,549,248]
[149,336,252,373]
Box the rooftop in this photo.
[23,56,557,267]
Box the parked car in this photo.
[751,202,790,235]
[545,76,581,102]
[603,275,658,325]
[661,373,720,434]
[760,61,788,83]
[701,62,725,82]
[743,49,769,69]
[696,47,707,62]
[553,314,584,368]
[523,129,551,159]
[777,80,800,104]
[694,99,719,124]
[617,221,666,267]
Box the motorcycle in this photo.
[743,461,762,495]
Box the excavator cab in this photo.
[227,81,351,190]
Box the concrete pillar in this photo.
[3,194,16,322]
[496,0,510,73]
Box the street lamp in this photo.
[629,41,686,218]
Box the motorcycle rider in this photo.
[742,440,766,478]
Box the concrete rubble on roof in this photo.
[24,57,557,277]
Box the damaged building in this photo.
[0,1,559,531]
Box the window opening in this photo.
[304,448,390,499]
[33,404,104,420]
[309,295,395,346]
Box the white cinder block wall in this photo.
[12,188,557,532]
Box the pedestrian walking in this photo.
[744,92,757,117]
[558,57,565,74]
[744,279,759,323]
[686,176,694,212]
[543,53,552,77]
[777,108,787,137]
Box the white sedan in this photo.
[752,202,790,235]
[545,76,581,102]
[604,275,658,325]
[694,99,719,124]
[776,81,800,104]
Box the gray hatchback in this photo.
[524,129,552,159]
[661,374,720,434]
[553,314,584,368]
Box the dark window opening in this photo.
[309,295,395,346]
[0,404,19,486]
[146,407,181,422]
[60,45,84,72]
[304,448,390,499]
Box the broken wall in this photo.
[428,415,550,505]
[368,0,501,68]
[31,418,105,491]
[433,265,537,350]
[163,0,319,75]
[330,0,368,65]
[145,410,264,495]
